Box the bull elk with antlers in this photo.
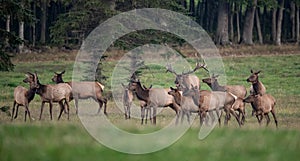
[166,61,208,92]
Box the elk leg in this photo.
[97,97,107,115]
[181,110,185,124]
[25,104,31,122]
[58,101,64,120]
[14,105,20,120]
[141,106,145,125]
[124,105,128,119]
[265,113,271,126]
[75,97,79,114]
[49,102,53,120]
[11,101,16,120]
[215,109,222,127]
[187,111,191,124]
[65,99,70,120]
[127,103,131,119]
[39,102,45,120]
[271,108,278,128]
[152,107,157,125]
[230,109,241,127]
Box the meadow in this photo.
[0,48,300,161]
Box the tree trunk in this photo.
[272,8,277,43]
[6,15,10,32]
[290,1,296,40]
[32,1,36,46]
[296,6,300,44]
[189,0,195,16]
[255,9,263,44]
[19,21,24,53]
[241,0,257,45]
[276,0,284,46]
[5,15,11,48]
[40,0,47,44]
[215,0,229,45]
[236,4,241,43]
[229,3,234,42]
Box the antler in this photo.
[166,63,178,76]
[182,61,208,75]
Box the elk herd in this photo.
[10,62,278,128]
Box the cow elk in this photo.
[243,94,278,128]
[183,86,241,127]
[202,74,247,124]
[11,72,37,122]
[167,87,199,124]
[128,79,181,125]
[52,70,107,115]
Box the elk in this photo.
[243,94,278,128]
[246,70,266,96]
[183,86,241,127]
[167,87,199,124]
[122,83,134,119]
[52,70,107,115]
[202,74,247,124]
[166,62,208,92]
[128,79,181,125]
[28,72,72,120]
[11,72,37,122]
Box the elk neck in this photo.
[134,83,149,102]
[26,87,36,102]
[211,80,226,92]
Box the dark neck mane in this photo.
[212,80,226,92]
[27,87,36,102]
[134,82,150,102]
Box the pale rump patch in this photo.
[97,82,105,90]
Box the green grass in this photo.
[0,125,300,161]
[0,53,300,161]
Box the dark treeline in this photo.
[1,0,300,70]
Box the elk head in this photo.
[23,72,40,89]
[52,70,65,83]
[247,69,261,84]
[202,74,219,85]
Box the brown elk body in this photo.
[243,94,278,127]
[202,74,247,124]
[129,80,180,125]
[11,73,37,121]
[183,86,241,127]
[52,71,107,115]
[29,72,72,120]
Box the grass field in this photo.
[0,48,300,161]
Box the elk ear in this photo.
[170,87,175,90]
[250,69,254,73]
[61,70,65,75]
[256,70,261,75]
